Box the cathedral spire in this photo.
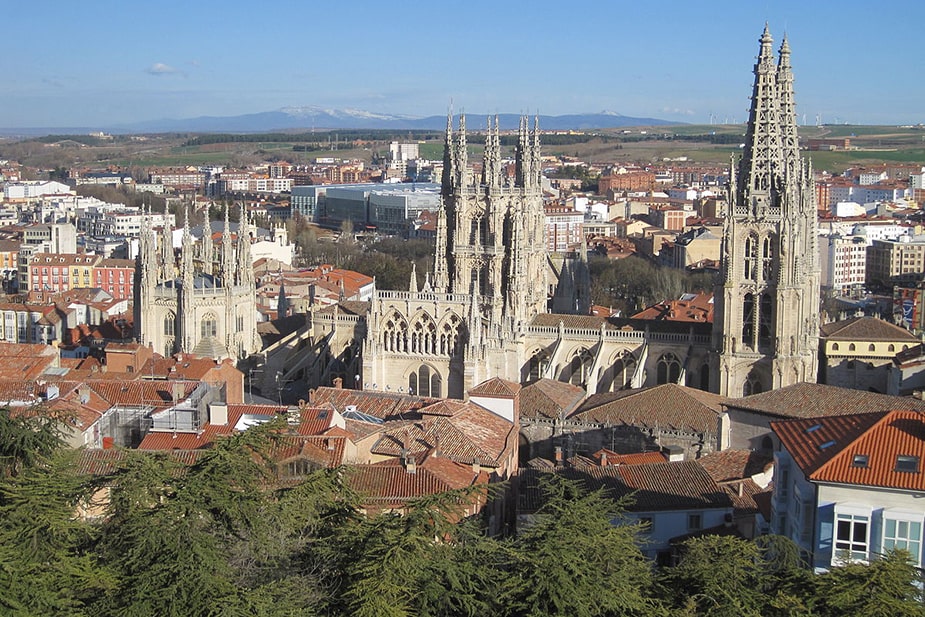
[737,23,783,216]
[456,114,468,188]
[221,201,233,285]
[777,34,800,177]
[236,202,253,286]
[441,111,454,196]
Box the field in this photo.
[1,124,923,176]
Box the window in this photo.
[852,454,869,468]
[200,314,217,339]
[687,513,702,531]
[835,513,869,563]
[868,344,876,352]
[657,353,681,385]
[883,518,922,565]
[896,455,920,473]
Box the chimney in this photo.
[333,376,343,389]
[472,458,481,475]
[600,451,608,467]
[208,402,228,426]
[402,449,416,474]
[172,382,183,404]
[78,384,90,405]
[554,445,563,468]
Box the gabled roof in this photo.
[518,460,732,513]
[345,454,487,510]
[309,387,440,422]
[468,376,521,398]
[371,401,515,468]
[772,409,925,491]
[570,384,727,434]
[728,382,925,419]
[697,449,773,483]
[519,378,586,420]
[820,316,919,342]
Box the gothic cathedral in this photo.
[712,25,820,396]
[135,203,260,361]
[262,25,819,400]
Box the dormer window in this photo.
[852,454,869,468]
[895,455,920,473]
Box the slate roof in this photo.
[519,378,586,420]
[570,384,728,434]
[820,316,919,342]
[772,409,925,492]
[728,382,925,419]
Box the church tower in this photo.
[713,25,820,396]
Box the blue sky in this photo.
[3,0,922,128]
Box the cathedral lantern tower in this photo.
[713,25,820,396]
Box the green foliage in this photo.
[0,407,67,478]
[590,255,715,314]
[499,475,661,617]
[4,412,925,616]
[815,550,925,617]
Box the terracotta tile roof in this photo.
[592,449,668,466]
[371,400,515,468]
[468,377,521,398]
[345,454,487,510]
[86,380,200,408]
[571,384,727,434]
[518,460,732,513]
[138,404,291,451]
[309,387,440,422]
[697,449,773,483]
[0,380,40,404]
[631,292,714,324]
[772,409,925,491]
[314,301,369,316]
[74,448,203,476]
[519,378,587,420]
[820,316,918,342]
[729,383,925,419]
[530,313,612,330]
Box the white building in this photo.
[819,234,868,294]
[772,409,925,572]
[3,180,72,201]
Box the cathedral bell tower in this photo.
[713,25,820,397]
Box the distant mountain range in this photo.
[0,107,683,137]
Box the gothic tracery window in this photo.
[163,312,175,337]
[656,353,681,385]
[762,235,775,281]
[742,293,756,349]
[612,351,636,391]
[568,348,593,387]
[200,313,217,339]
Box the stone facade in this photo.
[135,204,259,361]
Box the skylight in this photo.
[819,440,836,450]
[805,424,823,433]
[895,455,920,473]
[852,454,869,468]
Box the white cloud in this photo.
[146,63,179,76]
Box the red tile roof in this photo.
[571,384,727,434]
[519,378,587,420]
[820,316,918,342]
[772,409,925,491]
[309,387,441,422]
[468,377,521,398]
[729,382,925,418]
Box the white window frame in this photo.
[882,510,923,567]
[834,505,872,565]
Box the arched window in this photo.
[832,343,840,351]
[200,313,217,339]
[699,362,710,391]
[744,370,763,396]
[612,351,637,391]
[742,293,755,349]
[656,353,681,385]
[527,350,550,381]
[758,292,773,349]
[382,312,408,353]
[888,344,895,352]
[163,312,175,337]
[762,235,775,281]
[744,233,759,280]
[849,343,856,352]
[411,316,437,355]
[868,344,876,352]
[411,365,440,398]
[568,349,593,386]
